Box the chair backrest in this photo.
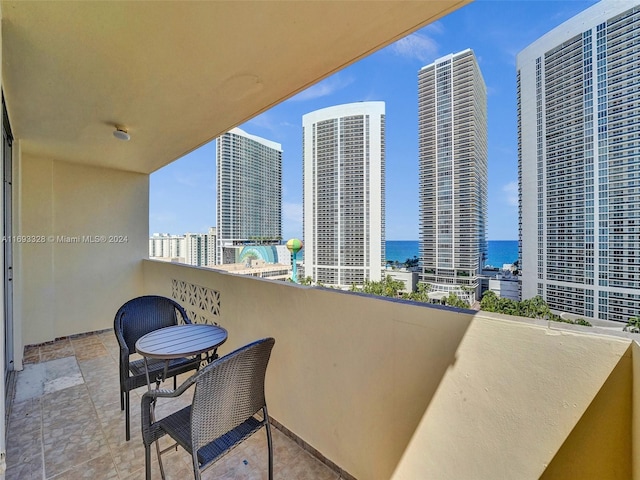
[114,295,188,353]
[190,337,275,454]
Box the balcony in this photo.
[7,327,338,480]
[8,262,640,479]
[1,1,639,479]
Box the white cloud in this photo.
[503,181,518,207]
[246,112,278,132]
[423,21,444,35]
[246,112,298,136]
[390,32,439,63]
[288,74,355,102]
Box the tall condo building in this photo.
[149,228,217,267]
[149,233,184,260]
[518,0,640,322]
[185,227,217,267]
[418,49,488,304]
[216,128,282,264]
[302,102,385,288]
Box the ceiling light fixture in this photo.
[113,126,130,141]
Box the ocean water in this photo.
[483,240,519,268]
[385,240,518,268]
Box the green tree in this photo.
[407,282,432,302]
[443,292,470,309]
[624,317,640,333]
[480,290,499,312]
[404,256,419,268]
[352,275,405,298]
[480,292,591,326]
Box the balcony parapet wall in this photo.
[143,259,636,480]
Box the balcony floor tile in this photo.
[6,331,341,479]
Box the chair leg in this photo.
[174,376,177,389]
[193,455,202,480]
[264,407,273,480]
[157,440,167,480]
[120,388,124,411]
[125,391,131,441]
[145,443,151,480]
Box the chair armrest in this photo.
[114,310,129,350]
[114,329,128,353]
[114,312,131,382]
[175,303,193,325]
[119,349,130,384]
[140,372,199,445]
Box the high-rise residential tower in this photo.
[216,128,282,264]
[185,227,217,267]
[302,102,385,288]
[149,228,217,266]
[149,233,185,260]
[418,49,488,304]
[518,0,640,322]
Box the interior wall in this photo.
[18,154,147,345]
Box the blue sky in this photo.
[150,0,599,241]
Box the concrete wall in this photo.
[143,260,473,480]
[143,260,634,480]
[540,347,632,479]
[391,312,632,479]
[17,155,147,346]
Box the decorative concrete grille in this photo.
[171,279,221,325]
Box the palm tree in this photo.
[480,290,499,312]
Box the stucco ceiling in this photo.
[1,0,469,174]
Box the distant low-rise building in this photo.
[149,233,185,263]
[219,244,291,266]
[488,271,519,301]
[211,258,291,281]
[149,227,216,267]
[185,227,217,267]
[386,269,419,294]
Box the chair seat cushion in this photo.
[158,406,264,467]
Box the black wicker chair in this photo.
[141,337,275,480]
[114,295,201,441]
